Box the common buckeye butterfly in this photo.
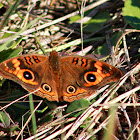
[0,51,123,102]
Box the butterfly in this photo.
[0,51,123,102]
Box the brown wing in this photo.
[0,54,59,102]
[60,56,123,102]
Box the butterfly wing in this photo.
[60,56,123,102]
[0,54,59,101]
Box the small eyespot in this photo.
[84,72,96,83]
[66,86,76,94]
[102,65,112,73]
[23,71,33,80]
[42,83,52,92]
[102,70,108,74]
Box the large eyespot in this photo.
[42,83,52,92]
[20,70,35,81]
[84,72,96,83]
[66,86,76,94]
[16,69,38,85]
[23,71,33,80]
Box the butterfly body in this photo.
[0,51,123,102]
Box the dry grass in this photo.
[0,0,139,140]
